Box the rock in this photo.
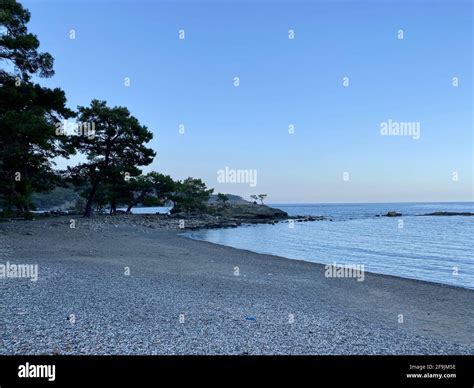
[385,211,402,217]
[291,215,326,222]
[420,212,474,216]
[206,203,288,221]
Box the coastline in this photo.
[1,216,473,355]
[182,230,474,291]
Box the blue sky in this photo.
[23,0,472,203]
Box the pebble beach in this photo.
[1,216,473,355]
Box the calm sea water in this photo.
[118,206,171,214]
[184,203,474,289]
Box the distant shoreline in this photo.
[268,201,474,205]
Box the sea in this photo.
[182,202,474,289]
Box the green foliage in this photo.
[0,2,216,218]
[112,172,175,213]
[70,197,86,214]
[144,172,175,205]
[0,0,74,215]
[68,100,156,216]
[31,186,77,210]
[21,210,34,220]
[217,193,229,206]
[0,67,74,215]
[171,177,213,214]
[0,0,54,80]
[250,194,267,205]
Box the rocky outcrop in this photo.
[419,212,474,216]
[206,203,288,220]
[10,203,327,230]
[385,211,402,217]
[168,203,290,229]
[170,204,327,229]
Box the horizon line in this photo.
[267,200,474,205]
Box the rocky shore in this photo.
[419,211,474,216]
[378,210,474,218]
[1,203,326,231]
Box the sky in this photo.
[21,0,473,203]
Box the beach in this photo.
[1,216,473,355]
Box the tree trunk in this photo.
[84,182,99,217]
[110,198,117,215]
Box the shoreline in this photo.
[1,217,473,355]
[181,230,474,292]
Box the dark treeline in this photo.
[0,0,214,217]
